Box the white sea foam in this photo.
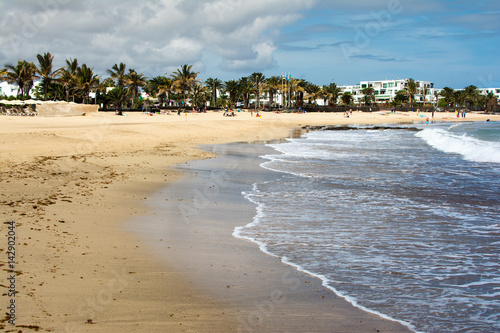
[234,188,419,333]
[416,127,500,163]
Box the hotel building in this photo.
[339,79,438,104]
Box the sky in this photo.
[1,0,499,89]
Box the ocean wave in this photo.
[416,128,500,163]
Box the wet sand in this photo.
[129,141,413,332]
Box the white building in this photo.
[1,81,39,99]
[0,82,18,97]
[340,79,438,104]
[478,88,500,101]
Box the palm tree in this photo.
[322,82,342,106]
[224,79,239,109]
[421,86,429,105]
[107,87,128,115]
[433,90,439,106]
[157,77,174,106]
[171,64,199,106]
[362,87,375,106]
[191,82,207,107]
[341,91,353,106]
[305,83,321,105]
[205,77,223,108]
[266,76,281,108]
[238,77,253,108]
[4,60,37,100]
[59,58,78,102]
[75,64,100,104]
[145,76,165,96]
[405,78,418,106]
[125,69,147,108]
[463,85,479,109]
[439,87,455,107]
[288,78,306,108]
[36,52,60,101]
[107,62,127,88]
[249,72,266,110]
[454,90,465,108]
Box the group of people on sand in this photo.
[344,109,353,118]
[456,109,467,118]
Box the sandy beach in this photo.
[1,109,498,332]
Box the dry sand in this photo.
[0,110,497,332]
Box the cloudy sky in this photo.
[1,0,499,88]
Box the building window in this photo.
[383,83,387,88]
[362,84,367,88]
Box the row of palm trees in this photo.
[1,55,495,110]
[1,53,102,103]
[0,53,347,110]
[145,69,344,110]
[438,85,495,109]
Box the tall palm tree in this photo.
[433,90,439,106]
[266,76,281,108]
[455,90,466,107]
[4,60,37,100]
[322,82,342,106]
[107,87,128,115]
[305,83,321,105]
[125,69,147,108]
[249,72,266,110]
[36,52,60,101]
[171,64,198,106]
[145,76,166,96]
[75,64,100,104]
[107,62,127,88]
[191,82,207,107]
[421,86,429,105]
[224,79,239,109]
[205,78,223,108]
[341,91,353,106]
[463,85,479,109]
[157,77,174,106]
[405,78,418,106]
[439,87,455,106]
[288,78,306,108]
[59,58,78,102]
[238,77,253,108]
[362,87,375,106]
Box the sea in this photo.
[234,120,500,333]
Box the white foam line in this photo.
[234,186,422,333]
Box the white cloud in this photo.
[0,0,313,77]
[222,41,277,71]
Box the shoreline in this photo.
[129,141,414,332]
[1,111,498,331]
